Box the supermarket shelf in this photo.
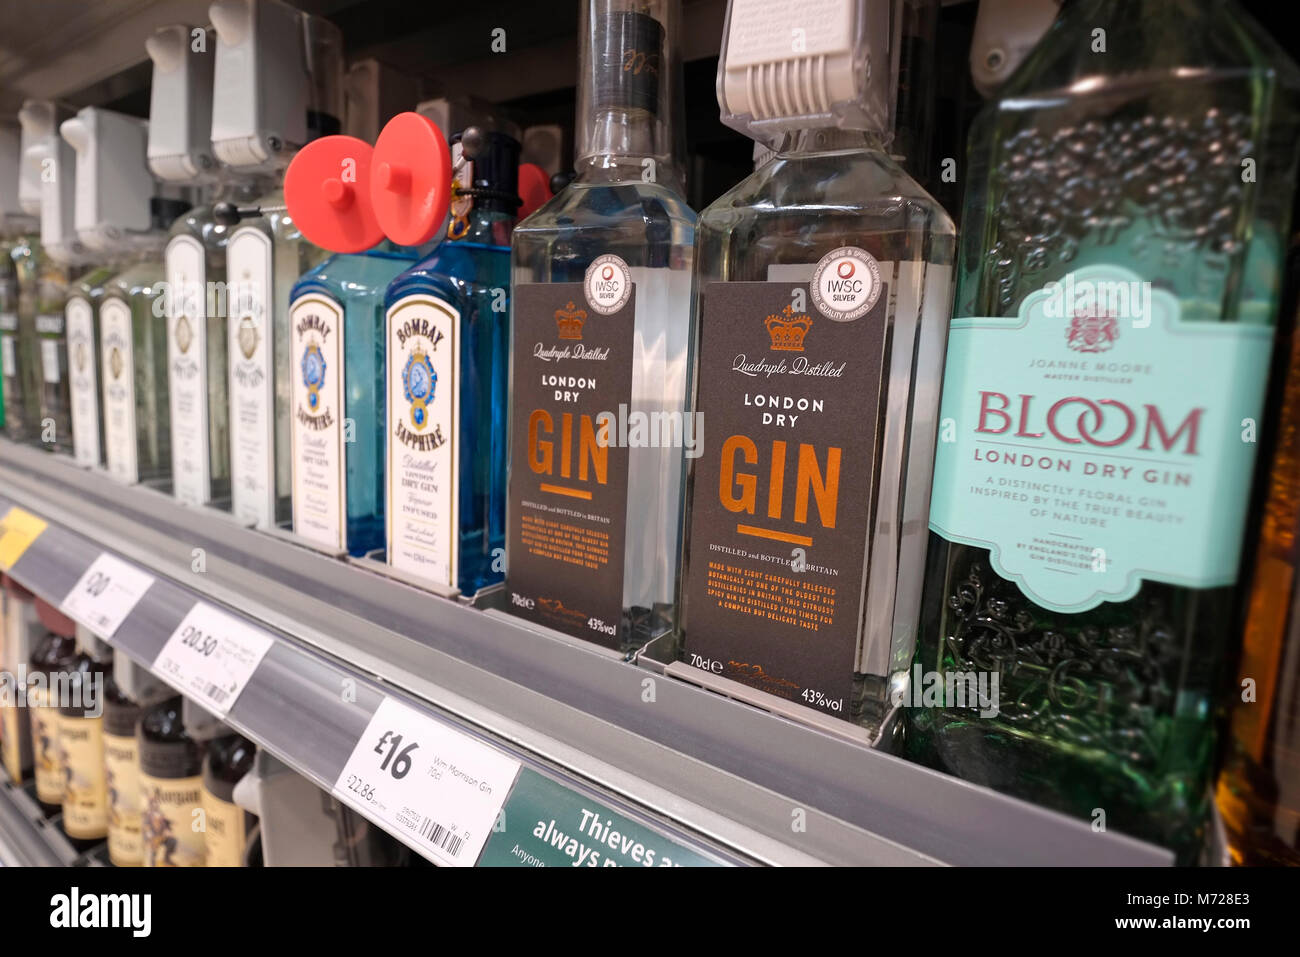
[0,439,1174,865]
[0,769,82,867]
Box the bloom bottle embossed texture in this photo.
[906,0,1300,860]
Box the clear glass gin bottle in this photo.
[678,0,956,732]
[65,264,118,468]
[906,0,1300,861]
[507,0,697,654]
[165,177,271,507]
[101,240,174,487]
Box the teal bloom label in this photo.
[929,265,1273,613]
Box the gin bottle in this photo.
[32,256,73,455]
[380,122,521,596]
[507,0,696,653]
[165,178,272,507]
[0,242,19,436]
[64,265,117,467]
[283,136,422,556]
[213,4,342,529]
[2,237,44,443]
[100,229,179,486]
[678,0,956,731]
[907,0,1300,860]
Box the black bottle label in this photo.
[593,11,664,115]
[506,280,635,647]
[682,274,886,718]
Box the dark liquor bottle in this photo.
[1216,259,1300,866]
[905,0,1300,861]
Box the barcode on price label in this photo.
[153,603,275,716]
[420,817,464,857]
[332,697,522,866]
[60,553,155,637]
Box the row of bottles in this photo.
[2,0,1298,866]
[0,576,256,865]
[0,573,414,866]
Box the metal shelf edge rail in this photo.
[0,441,1173,865]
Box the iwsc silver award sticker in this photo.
[584,254,633,315]
[811,246,882,322]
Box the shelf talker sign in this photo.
[478,768,721,868]
[0,506,47,571]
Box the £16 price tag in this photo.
[60,553,155,637]
[333,697,522,866]
[153,603,275,716]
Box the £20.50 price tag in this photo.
[153,603,275,716]
[333,697,522,866]
[60,553,156,638]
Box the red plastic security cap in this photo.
[284,135,385,253]
[518,162,552,221]
[371,112,453,247]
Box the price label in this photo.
[60,553,155,637]
[153,603,275,716]
[0,506,46,571]
[333,697,522,867]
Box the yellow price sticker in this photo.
[0,506,47,571]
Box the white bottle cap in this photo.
[24,133,84,265]
[18,99,83,261]
[209,0,311,171]
[146,23,217,183]
[717,0,898,142]
[0,124,37,233]
[61,107,158,251]
[17,100,63,217]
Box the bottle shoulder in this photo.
[387,243,510,304]
[293,251,417,304]
[515,181,697,236]
[699,150,956,240]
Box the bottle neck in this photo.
[776,128,893,158]
[451,207,515,247]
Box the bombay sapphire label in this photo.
[930,264,1274,613]
[66,296,99,467]
[166,234,211,506]
[386,295,460,588]
[100,298,138,484]
[227,227,275,528]
[290,293,345,550]
[506,282,635,647]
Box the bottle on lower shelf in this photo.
[138,696,205,868]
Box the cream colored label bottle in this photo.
[139,773,205,867]
[201,785,247,867]
[28,687,63,805]
[104,732,143,866]
[60,714,108,839]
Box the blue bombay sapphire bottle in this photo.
[282,135,424,556]
[382,128,521,595]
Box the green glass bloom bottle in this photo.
[906,0,1300,861]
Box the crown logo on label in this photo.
[555,301,586,340]
[765,304,812,352]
